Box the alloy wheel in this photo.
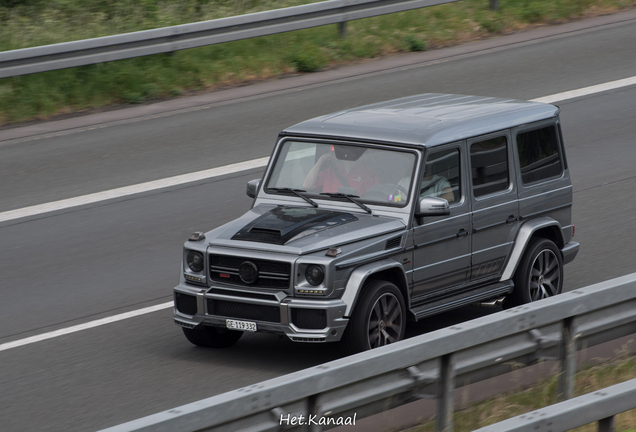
[529,249,561,301]
[367,292,403,348]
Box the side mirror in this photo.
[246,179,261,199]
[416,196,450,217]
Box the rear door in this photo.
[468,132,520,282]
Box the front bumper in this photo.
[173,283,349,343]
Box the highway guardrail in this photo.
[474,377,636,432]
[99,272,636,432]
[0,0,458,79]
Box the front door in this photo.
[411,144,471,300]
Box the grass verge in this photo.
[405,351,636,432]
[0,0,635,125]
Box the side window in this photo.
[421,148,460,204]
[470,136,509,198]
[516,125,563,185]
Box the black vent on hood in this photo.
[232,206,358,245]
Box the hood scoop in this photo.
[232,206,358,245]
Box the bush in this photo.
[480,19,504,33]
[290,44,327,72]
[405,34,427,52]
[522,8,543,22]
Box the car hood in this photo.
[206,204,405,255]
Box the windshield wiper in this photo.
[320,192,372,214]
[270,188,318,208]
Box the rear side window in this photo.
[470,136,509,197]
[516,126,563,185]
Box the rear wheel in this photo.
[507,238,563,308]
[341,280,406,354]
[182,326,243,348]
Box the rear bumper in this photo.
[561,241,580,265]
[173,284,349,343]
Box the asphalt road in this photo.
[0,10,635,432]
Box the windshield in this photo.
[265,141,417,207]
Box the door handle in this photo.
[506,215,518,224]
[456,229,469,238]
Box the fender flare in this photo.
[340,259,408,317]
[500,217,565,282]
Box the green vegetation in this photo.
[406,352,636,432]
[0,0,634,124]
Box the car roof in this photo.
[280,93,559,148]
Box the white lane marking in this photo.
[2,76,636,352]
[531,76,636,104]
[0,77,636,226]
[0,157,269,223]
[0,302,173,352]
[1,77,636,225]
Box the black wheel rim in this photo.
[367,292,403,348]
[529,249,560,301]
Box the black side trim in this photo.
[411,276,506,306]
[410,281,513,321]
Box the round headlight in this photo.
[305,265,324,286]
[186,251,204,272]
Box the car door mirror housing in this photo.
[246,179,261,198]
[416,196,450,217]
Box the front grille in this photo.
[175,292,197,315]
[207,299,280,323]
[291,308,327,330]
[209,254,291,288]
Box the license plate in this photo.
[226,319,257,332]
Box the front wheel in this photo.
[182,326,243,348]
[507,238,563,308]
[341,280,406,354]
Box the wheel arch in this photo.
[341,259,409,318]
[500,217,565,282]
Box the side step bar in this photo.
[409,281,513,321]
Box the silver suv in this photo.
[173,94,579,353]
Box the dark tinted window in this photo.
[470,136,509,197]
[516,126,562,184]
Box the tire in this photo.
[341,280,406,354]
[182,326,243,348]
[506,238,563,308]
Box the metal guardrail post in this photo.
[338,22,347,38]
[557,316,577,401]
[598,416,615,432]
[489,0,499,11]
[436,353,455,432]
[306,394,321,432]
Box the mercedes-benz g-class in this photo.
[173,94,579,353]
